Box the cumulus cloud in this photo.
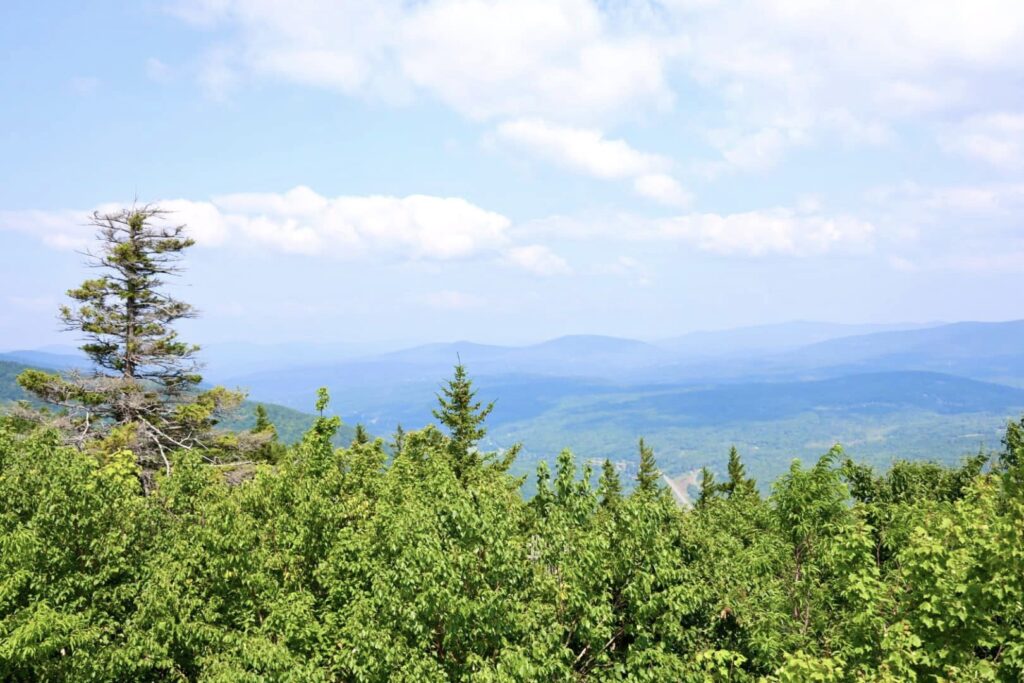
[497,119,668,179]
[519,206,877,257]
[868,181,1024,215]
[497,119,688,206]
[681,0,1024,167]
[864,180,1024,271]
[632,174,691,208]
[656,209,875,257]
[166,0,1024,172]
[0,187,528,266]
[214,186,511,260]
[167,0,672,122]
[0,208,126,250]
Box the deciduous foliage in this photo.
[3,385,1021,680]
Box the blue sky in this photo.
[2,0,1023,348]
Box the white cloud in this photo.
[503,244,571,276]
[0,209,94,249]
[942,112,1024,169]
[168,0,672,122]
[518,206,876,257]
[656,208,875,257]
[497,119,688,206]
[706,125,801,172]
[632,174,691,208]
[497,119,668,179]
[868,181,1024,214]
[216,186,511,260]
[166,0,1024,173]
[0,187,564,273]
[864,180,1024,271]
[679,0,1024,166]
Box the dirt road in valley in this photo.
[663,469,700,507]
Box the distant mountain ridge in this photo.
[778,320,1024,385]
[657,320,942,357]
[7,319,1024,487]
[0,349,89,371]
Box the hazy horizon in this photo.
[0,317,974,354]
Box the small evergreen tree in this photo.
[1000,416,1023,469]
[635,437,661,494]
[696,466,717,509]
[598,458,623,508]
[353,424,370,446]
[248,404,283,463]
[391,423,406,454]
[253,404,277,440]
[433,362,494,476]
[721,445,756,497]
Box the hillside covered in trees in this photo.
[2,206,1024,680]
[2,397,1024,680]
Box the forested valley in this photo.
[2,208,1023,681]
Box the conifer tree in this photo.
[253,404,277,439]
[721,445,756,497]
[391,423,406,454]
[17,205,243,474]
[433,361,494,476]
[353,423,370,446]
[249,404,283,463]
[531,460,554,516]
[1000,416,1023,469]
[696,466,717,508]
[635,437,661,494]
[598,458,623,508]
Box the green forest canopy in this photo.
[1,389,1023,680]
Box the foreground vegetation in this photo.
[1,399,1023,680]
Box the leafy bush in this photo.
[1,410,1022,681]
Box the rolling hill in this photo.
[779,320,1024,385]
[8,319,1024,488]
[657,320,940,357]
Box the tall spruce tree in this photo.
[433,361,494,476]
[721,445,756,497]
[353,423,370,446]
[17,205,243,474]
[696,466,718,508]
[598,458,623,508]
[253,404,277,439]
[636,437,661,494]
